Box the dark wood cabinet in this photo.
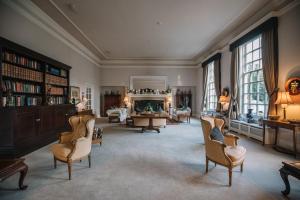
[103,94,121,116]
[0,104,75,158]
[175,91,192,114]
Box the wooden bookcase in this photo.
[0,37,75,158]
[103,94,121,116]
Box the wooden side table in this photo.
[262,120,299,157]
[279,161,300,196]
[0,158,28,190]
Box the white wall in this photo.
[0,1,101,116]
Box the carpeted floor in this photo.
[0,118,299,200]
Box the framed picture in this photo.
[70,86,80,104]
[285,77,300,95]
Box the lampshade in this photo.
[275,92,293,105]
[219,95,229,103]
[123,96,129,103]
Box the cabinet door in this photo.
[39,106,55,135]
[14,108,39,145]
[0,109,14,147]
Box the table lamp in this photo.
[219,95,229,112]
[275,91,293,121]
[123,96,129,108]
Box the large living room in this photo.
[0,0,300,200]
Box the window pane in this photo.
[244,73,250,83]
[258,82,265,93]
[246,63,252,72]
[246,42,252,53]
[253,49,260,60]
[246,53,252,63]
[243,84,249,93]
[250,72,258,82]
[243,105,249,114]
[250,93,257,104]
[243,94,249,104]
[250,104,257,114]
[258,93,265,104]
[253,38,260,49]
[258,70,264,81]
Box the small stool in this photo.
[92,127,103,147]
[0,158,28,190]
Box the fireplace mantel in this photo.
[127,93,171,99]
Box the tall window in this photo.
[205,62,217,111]
[239,35,268,117]
[86,87,92,110]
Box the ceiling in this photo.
[32,0,290,67]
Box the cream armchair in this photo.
[200,116,246,186]
[51,115,95,180]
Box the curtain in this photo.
[213,58,221,111]
[229,48,240,119]
[200,65,208,112]
[262,28,278,116]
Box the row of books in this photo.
[2,96,42,107]
[50,96,66,105]
[46,65,67,77]
[2,63,43,82]
[2,80,42,94]
[46,85,66,95]
[46,74,68,86]
[2,51,42,70]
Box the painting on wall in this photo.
[285,77,300,95]
[70,86,80,104]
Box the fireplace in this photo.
[134,100,164,112]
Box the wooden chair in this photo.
[200,116,246,186]
[51,115,95,180]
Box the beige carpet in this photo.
[0,118,299,200]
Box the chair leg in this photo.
[205,156,209,173]
[53,156,57,169]
[214,162,217,167]
[67,161,72,180]
[88,153,91,168]
[228,168,232,186]
[241,162,244,172]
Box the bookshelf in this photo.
[0,37,75,159]
[0,37,71,107]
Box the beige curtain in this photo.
[214,59,221,111]
[229,48,240,119]
[200,65,208,112]
[262,29,278,116]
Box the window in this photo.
[239,35,268,117]
[205,62,217,111]
[86,87,92,110]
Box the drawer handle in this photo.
[35,118,41,122]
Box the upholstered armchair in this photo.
[200,116,246,186]
[51,115,95,180]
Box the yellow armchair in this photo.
[51,115,95,180]
[200,116,246,186]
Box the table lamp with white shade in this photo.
[275,91,293,121]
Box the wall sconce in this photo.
[275,91,293,121]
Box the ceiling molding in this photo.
[2,0,102,67]
[100,64,198,69]
[48,0,108,60]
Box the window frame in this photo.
[204,62,217,111]
[239,35,268,118]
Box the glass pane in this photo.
[246,53,252,63]
[246,63,252,72]
[258,70,264,81]
[244,73,250,83]
[253,60,260,70]
[253,49,260,60]
[246,42,252,53]
[258,93,265,104]
[250,72,258,82]
[250,104,257,114]
[253,38,260,49]
[258,105,265,115]
[250,82,258,93]
[258,82,265,93]
[243,105,249,114]
[250,93,257,104]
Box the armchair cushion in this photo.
[51,143,73,161]
[71,121,87,142]
[210,127,224,143]
[225,146,246,162]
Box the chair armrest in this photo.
[59,132,73,143]
[206,139,231,166]
[224,133,239,147]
